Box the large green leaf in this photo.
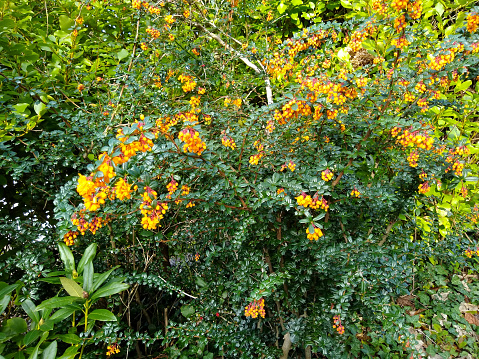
[21,299,39,324]
[0,318,27,336]
[23,330,42,346]
[42,341,57,359]
[56,334,81,344]
[82,262,94,293]
[77,243,97,274]
[0,284,18,299]
[0,295,10,316]
[59,277,83,298]
[87,309,117,322]
[91,266,119,293]
[90,282,129,302]
[57,243,75,273]
[49,306,79,322]
[36,296,82,312]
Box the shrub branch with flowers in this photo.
[1,0,477,358]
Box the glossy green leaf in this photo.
[87,309,117,322]
[60,278,83,298]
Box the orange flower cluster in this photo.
[394,14,407,33]
[249,152,263,165]
[178,128,206,155]
[146,27,161,39]
[391,0,408,12]
[71,211,109,236]
[186,201,195,208]
[428,51,454,71]
[321,169,334,182]
[452,161,464,176]
[189,96,201,109]
[280,161,296,172]
[266,52,293,81]
[419,171,427,180]
[391,127,434,150]
[116,127,156,162]
[167,179,178,195]
[140,187,168,230]
[106,344,120,356]
[418,181,430,194]
[307,225,323,241]
[63,230,78,246]
[465,247,479,258]
[408,0,422,19]
[407,151,419,167]
[391,36,409,49]
[350,188,360,198]
[274,99,311,125]
[132,0,141,9]
[245,298,266,318]
[221,135,236,150]
[115,178,133,201]
[296,192,329,211]
[333,315,345,335]
[156,116,178,134]
[178,74,196,92]
[467,12,479,33]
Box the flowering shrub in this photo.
[50,0,479,356]
[1,0,478,358]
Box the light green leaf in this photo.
[181,304,195,318]
[117,49,129,61]
[277,2,287,14]
[435,3,444,16]
[291,0,303,5]
[58,15,74,31]
[60,277,83,298]
[87,309,117,322]
[33,102,47,116]
[42,341,57,359]
[50,306,79,322]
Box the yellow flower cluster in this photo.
[391,36,409,49]
[167,179,178,195]
[307,225,323,241]
[428,51,454,71]
[321,169,334,182]
[407,150,419,167]
[178,128,206,155]
[189,96,201,109]
[146,27,161,39]
[391,127,434,150]
[391,0,408,12]
[244,298,265,319]
[156,116,178,134]
[140,187,168,230]
[221,135,236,150]
[178,74,196,92]
[249,152,263,165]
[106,344,120,356]
[115,178,133,201]
[350,188,360,198]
